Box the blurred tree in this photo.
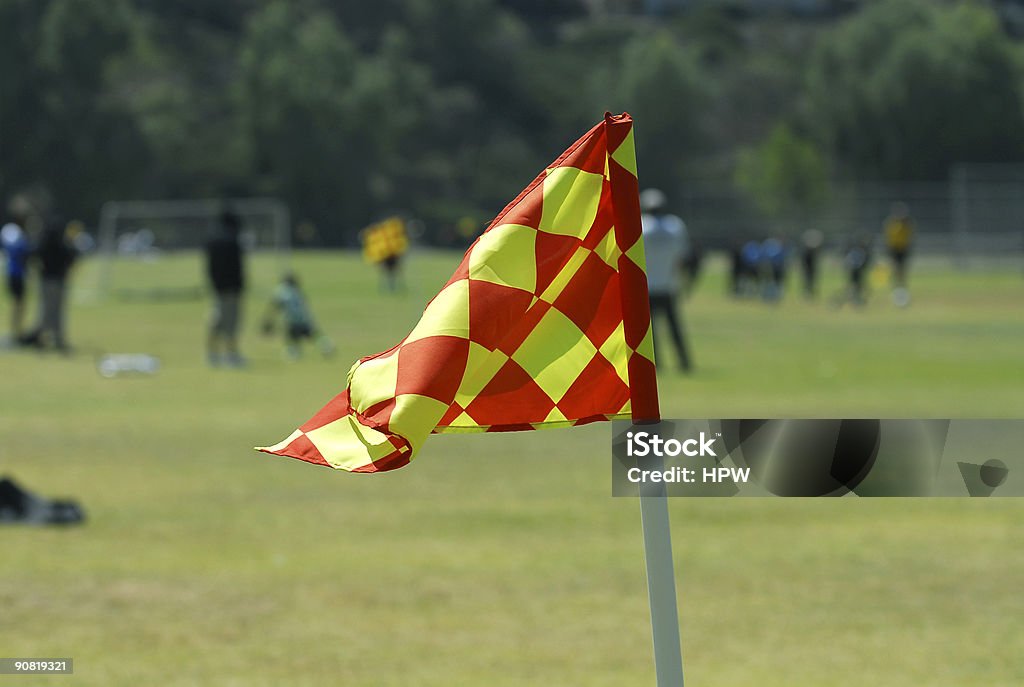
[107,8,252,199]
[735,122,829,220]
[0,0,147,219]
[6,0,1021,242]
[0,0,49,206]
[675,2,747,66]
[233,0,563,243]
[601,30,708,195]
[236,1,364,240]
[806,0,1024,180]
[359,15,567,240]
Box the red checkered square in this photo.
[436,402,465,428]
[464,358,556,426]
[494,300,551,357]
[559,129,608,175]
[580,184,614,252]
[277,432,330,467]
[551,252,621,348]
[300,390,352,433]
[468,280,535,351]
[534,232,582,296]
[494,183,544,230]
[556,355,630,419]
[395,336,470,402]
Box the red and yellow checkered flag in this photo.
[259,113,659,472]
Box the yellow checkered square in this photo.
[610,127,637,177]
[592,229,622,269]
[468,223,537,292]
[511,307,597,401]
[598,323,630,386]
[454,342,509,409]
[390,394,450,452]
[405,279,470,344]
[538,167,604,238]
[349,351,400,414]
[306,416,396,471]
[538,246,590,303]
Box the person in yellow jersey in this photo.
[883,202,913,307]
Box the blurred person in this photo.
[640,188,693,373]
[380,254,404,293]
[833,234,872,307]
[884,202,914,307]
[19,218,77,352]
[740,238,762,297]
[800,229,824,299]
[728,239,744,296]
[0,475,84,525]
[206,209,247,367]
[682,236,704,297]
[1,218,31,341]
[65,219,95,254]
[261,272,334,361]
[361,215,409,293]
[760,236,787,302]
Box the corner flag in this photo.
[260,113,659,472]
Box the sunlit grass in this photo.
[1,251,1021,685]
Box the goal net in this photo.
[92,198,290,301]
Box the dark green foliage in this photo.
[806,0,1024,180]
[2,0,1023,242]
[735,122,829,220]
[604,30,709,195]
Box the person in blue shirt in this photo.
[740,239,762,297]
[760,236,787,302]
[1,219,30,341]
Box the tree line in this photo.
[2,0,1023,244]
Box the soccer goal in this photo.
[92,198,290,301]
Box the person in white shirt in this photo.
[639,188,693,373]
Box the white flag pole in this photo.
[639,452,684,686]
[602,109,683,684]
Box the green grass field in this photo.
[1,251,1022,686]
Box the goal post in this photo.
[93,197,290,301]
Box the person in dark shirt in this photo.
[800,229,824,299]
[205,210,246,367]
[20,220,77,352]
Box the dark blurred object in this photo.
[0,476,85,526]
[206,208,247,367]
[800,229,823,299]
[19,218,77,352]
